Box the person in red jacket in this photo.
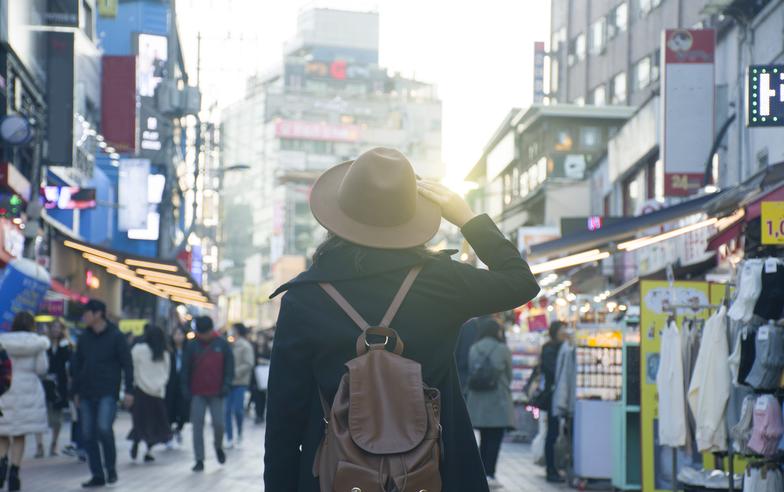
[181,316,234,472]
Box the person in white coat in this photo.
[0,312,50,491]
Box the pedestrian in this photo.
[181,316,234,472]
[541,320,567,483]
[40,319,72,457]
[72,299,134,488]
[165,326,189,446]
[224,323,254,449]
[246,329,267,424]
[0,311,50,491]
[128,323,172,462]
[263,148,540,491]
[465,317,515,489]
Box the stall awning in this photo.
[61,238,212,309]
[528,191,725,260]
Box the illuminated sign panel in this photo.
[41,186,97,210]
[748,65,784,127]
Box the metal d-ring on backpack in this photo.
[314,265,443,492]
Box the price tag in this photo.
[755,396,770,411]
[757,325,770,341]
[761,201,784,245]
[765,258,778,273]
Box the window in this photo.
[651,49,661,82]
[592,84,607,106]
[554,129,574,151]
[633,56,651,92]
[537,158,547,184]
[512,167,520,196]
[614,2,628,34]
[551,59,559,94]
[520,171,529,196]
[580,127,601,149]
[610,72,627,104]
[552,27,567,54]
[638,0,652,17]
[569,33,586,66]
[590,18,606,55]
[573,96,585,106]
[503,174,512,205]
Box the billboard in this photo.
[747,65,784,127]
[41,186,97,210]
[101,56,136,152]
[661,29,715,196]
[137,34,168,97]
[275,120,360,142]
[118,159,150,231]
[46,31,75,166]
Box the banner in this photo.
[118,159,150,231]
[0,258,51,332]
[661,29,715,196]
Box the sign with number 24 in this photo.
[761,201,784,245]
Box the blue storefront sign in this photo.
[0,258,51,331]
[748,65,784,127]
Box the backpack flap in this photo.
[346,349,428,454]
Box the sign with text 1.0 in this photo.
[748,65,784,127]
[761,201,784,245]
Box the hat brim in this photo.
[310,161,442,249]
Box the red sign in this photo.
[528,314,549,332]
[0,163,32,202]
[101,56,136,152]
[664,29,715,64]
[275,120,360,142]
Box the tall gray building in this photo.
[219,8,443,324]
[550,0,709,107]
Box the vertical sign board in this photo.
[533,41,546,104]
[747,65,784,126]
[661,29,715,196]
[118,159,150,231]
[101,56,136,152]
[46,31,75,166]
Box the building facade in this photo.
[219,8,443,325]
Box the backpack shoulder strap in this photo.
[319,282,370,331]
[379,265,423,327]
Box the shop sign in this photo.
[40,299,65,317]
[761,201,784,244]
[98,0,118,17]
[0,258,50,332]
[275,120,360,142]
[45,0,79,27]
[533,42,545,104]
[0,163,32,202]
[661,29,715,197]
[747,65,784,127]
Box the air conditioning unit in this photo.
[181,86,201,116]
[155,80,181,116]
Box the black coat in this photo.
[46,341,72,409]
[72,323,133,400]
[264,214,540,492]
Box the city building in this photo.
[219,7,443,325]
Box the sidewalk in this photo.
[23,412,565,491]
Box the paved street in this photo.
[22,412,565,491]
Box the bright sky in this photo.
[177,0,551,188]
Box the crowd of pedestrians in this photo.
[0,300,274,490]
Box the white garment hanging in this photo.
[727,260,763,322]
[687,306,730,452]
[656,320,686,447]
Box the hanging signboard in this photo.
[761,201,784,244]
[661,29,715,197]
[747,65,784,127]
[0,258,51,331]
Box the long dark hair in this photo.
[312,232,437,271]
[11,312,35,332]
[477,317,503,342]
[144,323,167,362]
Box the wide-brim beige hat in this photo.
[310,147,441,249]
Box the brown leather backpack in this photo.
[314,265,443,492]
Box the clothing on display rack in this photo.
[687,306,730,453]
[731,395,758,455]
[728,260,764,322]
[657,320,687,447]
[742,464,783,492]
[745,321,784,391]
[747,395,784,458]
[681,317,702,454]
[752,260,784,320]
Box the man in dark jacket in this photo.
[72,299,133,488]
[541,320,567,483]
[181,316,234,472]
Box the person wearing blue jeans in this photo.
[79,397,117,482]
[224,323,254,449]
[71,300,134,488]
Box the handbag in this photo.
[254,364,270,391]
